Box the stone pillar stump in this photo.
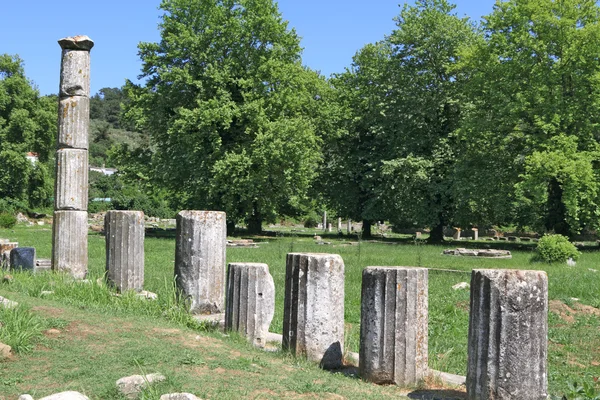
[283,253,345,369]
[360,267,428,385]
[105,211,145,292]
[225,263,275,347]
[175,211,226,314]
[467,269,548,400]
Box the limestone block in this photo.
[175,210,226,314]
[54,148,88,211]
[58,36,93,98]
[52,211,88,279]
[467,269,548,400]
[225,262,275,347]
[9,248,36,271]
[105,211,145,292]
[0,295,18,308]
[116,373,166,399]
[39,392,90,400]
[359,267,428,385]
[160,393,202,400]
[58,96,89,149]
[283,253,345,369]
[0,342,11,359]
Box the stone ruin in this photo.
[443,248,512,258]
[5,34,550,399]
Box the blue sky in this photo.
[1,0,496,96]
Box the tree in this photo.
[125,0,337,232]
[455,0,600,235]
[0,54,56,210]
[325,42,394,238]
[378,0,479,242]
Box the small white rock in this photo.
[567,258,576,267]
[160,394,202,400]
[589,268,598,273]
[0,295,18,308]
[40,291,54,296]
[452,282,470,290]
[39,391,90,400]
[0,342,12,359]
[136,290,158,300]
[116,373,166,398]
[19,395,34,400]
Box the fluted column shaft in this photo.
[283,253,345,369]
[175,211,226,314]
[360,267,428,385]
[225,263,275,347]
[105,211,145,292]
[467,269,548,400]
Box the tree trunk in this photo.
[246,202,263,234]
[545,177,569,236]
[226,220,236,236]
[428,219,446,244]
[362,219,373,239]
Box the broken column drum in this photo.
[52,36,93,280]
[359,267,428,385]
[105,211,145,292]
[225,263,275,347]
[283,253,345,369]
[175,211,226,314]
[467,269,548,400]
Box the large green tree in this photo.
[456,0,600,236]
[125,0,337,232]
[0,54,56,209]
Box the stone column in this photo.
[360,267,428,385]
[322,211,327,232]
[452,228,461,240]
[283,253,345,369]
[105,211,145,292]
[175,211,226,314]
[467,269,548,400]
[52,36,93,279]
[327,223,332,233]
[472,228,479,241]
[337,218,342,232]
[225,263,275,347]
[347,219,352,234]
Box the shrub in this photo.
[0,212,17,229]
[303,215,319,228]
[536,234,580,263]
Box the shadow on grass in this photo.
[407,389,467,399]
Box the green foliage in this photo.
[564,380,600,400]
[0,54,56,210]
[536,234,581,263]
[0,212,16,228]
[0,305,44,354]
[125,0,340,232]
[303,214,319,228]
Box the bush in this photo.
[303,215,319,228]
[536,234,580,263]
[0,212,17,229]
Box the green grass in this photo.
[1,224,600,398]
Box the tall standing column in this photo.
[322,211,327,232]
[175,211,226,314]
[283,253,345,369]
[52,36,93,279]
[467,269,548,400]
[359,267,428,385]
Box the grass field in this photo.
[1,223,599,398]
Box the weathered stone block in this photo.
[467,269,548,400]
[105,211,145,292]
[283,253,345,369]
[58,96,89,149]
[9,248,36,271]
[225,262,275,347]
[359,267,428,385]
[175,211,226,314]
[59,36,93,98]
[54,148,88,211]
[52,211,88,279]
